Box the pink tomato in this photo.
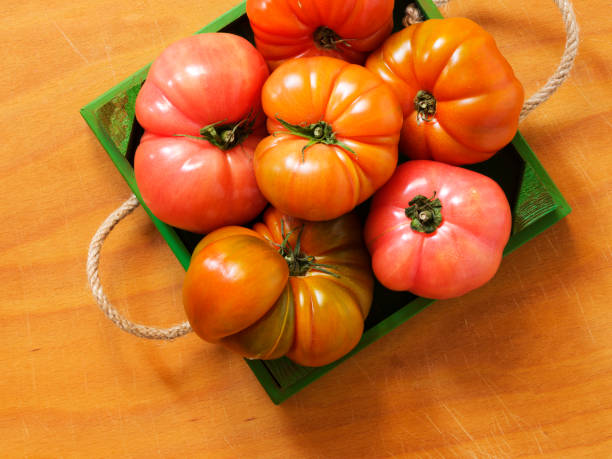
[365,160,512,299]
[134,33,269,233]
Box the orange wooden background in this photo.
[2,0,611,456]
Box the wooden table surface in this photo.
[2,0,611,456]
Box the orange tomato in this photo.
[254,56,403,221]
[246,0,394,70]
[366,18,524,165]
[182,207,373,367]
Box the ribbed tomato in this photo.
[364,161,512,299]
[246,0,394,70]
[254,56,403,221]
[366,18,524,165]
[134,33,269,233]
[183,207,373,367]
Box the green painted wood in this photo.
[94,90,134,156]
[512,163,558,234]
[504,132,571,256]
[417,0,445,20]
[81,0,571,405]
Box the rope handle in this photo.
[87,0,579,341]
[86,195,192,339]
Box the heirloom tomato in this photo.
[134,33,269,233]
[364,161,512,299]
[254,56,403,221]
[183,206,373,367]
[366,18,524,165]
[246,0,394,70]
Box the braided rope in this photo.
[403,0,449,27]
[519,0,579,121]
[86,194,192,339]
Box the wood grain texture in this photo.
[1,0,611,456]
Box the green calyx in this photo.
[176,116,254,150]
[275,116,356,160]
[414,90,437,122]
[313,26,351,50]
[405,192,443,234]
[199,117,254,150]
[275,222,339,278]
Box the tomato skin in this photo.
[135,133,267,234]
[366,18,524,165]
[364,161,512,299]
[183,207,373,367]
[254,56,403,221]
[134,33,269,233]
[136,34,268,136]
[182,226,290,343]
[246,0,394,70]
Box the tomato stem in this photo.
[405,192,443,234]
[276,221,340,278]
[414,90,437,123]
[275,116,356,160]
[313,26,353,49]
[175,113,254,150]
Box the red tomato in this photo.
[246,0,394,70]
[183,207,373,367]
[254,56,403,221]
[366,18,524,165]
[134,33,269,233]
[364,161,512,299]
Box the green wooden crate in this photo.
[81,0,571,404]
